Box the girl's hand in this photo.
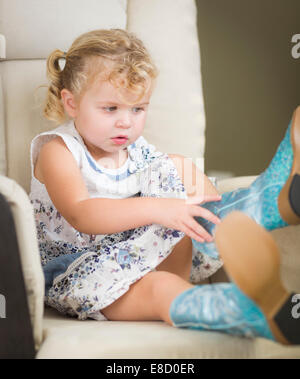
[153,195,222,243]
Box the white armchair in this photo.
[0,0,299,359]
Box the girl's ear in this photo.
[61,89,78,118]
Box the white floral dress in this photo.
[29,120,222,320]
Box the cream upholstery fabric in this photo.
[0,33,5,58]
[0,60,53,190]
[127,0,205,170]
[0,73,6,175]
[0,32,6,175]
[37,307,300,359]
[217,175,258,193]
[0,175,44,351]
[0,0,127,59]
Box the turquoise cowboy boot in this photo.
[169,282,275,340]
[193,106,300,259]
[170,212,300,345]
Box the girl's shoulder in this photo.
[30,120,83,178]
[31,120,80,147]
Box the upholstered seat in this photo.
[38,306,300,359]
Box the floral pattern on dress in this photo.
[190,247,223,284]
[128,137,163,174]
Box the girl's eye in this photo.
[103,106,117,112]
[132,107,144,113]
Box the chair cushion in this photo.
[37,307,300,359]
[0,0,127,59]
[0,60,52,191]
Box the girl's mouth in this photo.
[111,137,128,145]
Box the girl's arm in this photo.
[37,137,220,241]
[36,136,160,235]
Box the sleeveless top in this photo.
[29,120,186,267]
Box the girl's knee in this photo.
[141,270,174,291]
[147,271,193,323]
[147,271,186,300]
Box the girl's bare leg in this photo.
[101,271,193,324]
[156,235,193,281]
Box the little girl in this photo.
[30,29,300,345]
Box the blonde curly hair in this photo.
[44,29,158,124]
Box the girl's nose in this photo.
[116,120,131,128]
[116,112,131,128]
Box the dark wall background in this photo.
[196,0,300,177]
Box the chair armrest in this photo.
[218,176,258,194]
[0,34,5,59]
[0,175,44,353]
[0,192,35,358]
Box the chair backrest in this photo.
[0,0,205,193]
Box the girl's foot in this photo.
[215,211,299,344]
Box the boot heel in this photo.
[289,174,300,217]
[274,293,300,344]
[278,107,300,224]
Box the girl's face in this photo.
[62,79,152,160]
